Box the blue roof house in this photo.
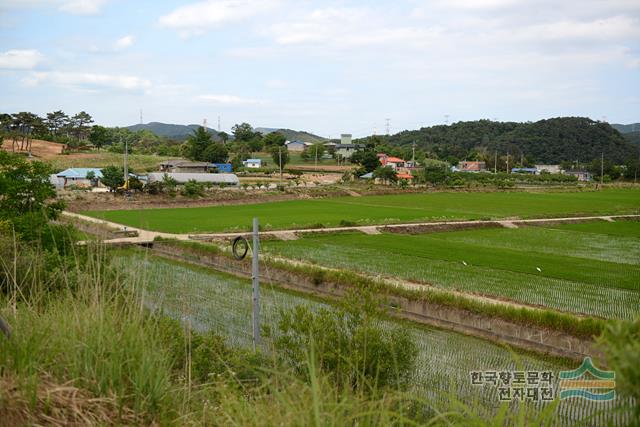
[56,168,103,187]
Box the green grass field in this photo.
[262,220,640,319]
[47,152,178,173]
[85,188,640,233]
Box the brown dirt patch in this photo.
[1,138,65,159]
[0,374,143,427]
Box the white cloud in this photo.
[271,7,440,48]
[0,49,43,69]
[1,0,109,15]
[511,15,640,43]
[114,35,135,50]
[58,0,107,14]
[197,94,264,105]
[23,71,151,91]
[159,0,279,36]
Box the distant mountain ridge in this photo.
[611,123,640,134]
[124,122,327,143]
[124,122,222,141]
[254,127,327,143]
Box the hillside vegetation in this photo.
[386,117,637,163]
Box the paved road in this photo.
[63,211,640,245]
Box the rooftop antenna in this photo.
[385,118,390,136]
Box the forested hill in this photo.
[254,127,327,143]
[125,122,222,141]
[386,117,636,163]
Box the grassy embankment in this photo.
[85,188,640,233]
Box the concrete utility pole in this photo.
[385,118,390,136]
[279,146,283,183]
[251,218,261,351]
[601,152,604,186]
[412,140,416,165]
[123,136,128,188]
[494,151,497,174]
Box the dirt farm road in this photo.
[63,211,640,245]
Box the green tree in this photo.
[70,111,94,140]
[231,122,256,142]
[373,166,397,184]
[0,151,64,241]
[270,145,290,169]
[263,132,286,147]
[186,127,213,161]
[202,142,229,163]
[218,131,230,144]
[46,110,69,136]
[89,125,110,151]
[306,143,325,161]
[352,150,380,173]
[100,165,125,191]
[422,163,449,184]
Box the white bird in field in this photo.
[536,267,542,272]
[462,261,468,266]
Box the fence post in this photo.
[252,217,261,351]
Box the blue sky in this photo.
[0,0,639,137]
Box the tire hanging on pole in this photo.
[232,236,249,260]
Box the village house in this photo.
[564,170,592,181]
[55,168,103,188]
[378,153,406,170]
[284,140,311,152]
[535,164,562,174]
[160,160,216,173]
[243,158,262,168]
[456,161,486,173]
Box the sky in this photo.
[0,0,639,137]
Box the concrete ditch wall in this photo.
[151,242,601,361]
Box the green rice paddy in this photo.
[126,253,628,426]
[85,188,640,233]
[262,221,640,319]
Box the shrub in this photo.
[181,180,205,198]
[272,290,418,392]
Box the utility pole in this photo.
[412,140,416,165]
[251,218,261,352]
[494,151,497,174]
[444,114,449,125]
[139,108,143,125]
[601,152,604,186]
[385,118,390,136]
[278,146,283,183]
[506,152,510,173]
[217,115,221,132]
[123,136,128,188]
[314,144,318,172]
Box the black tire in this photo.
[232,236,249,260]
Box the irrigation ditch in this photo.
[149,240,602,361]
